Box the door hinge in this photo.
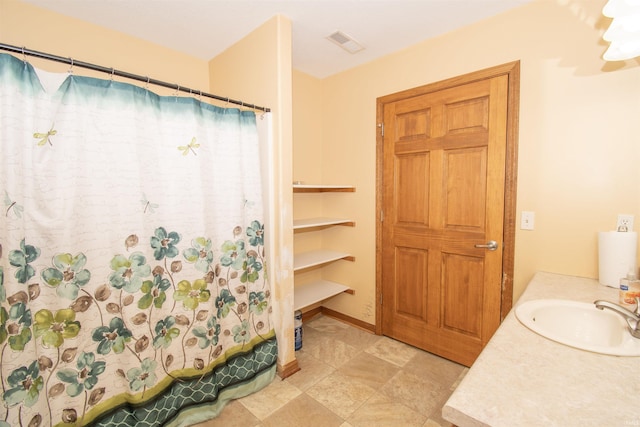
[377,122,384,136]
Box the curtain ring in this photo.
[110,68,115,81]
[21,46,27,63]
[174,84,180,99]
[145,76,150,89]
[68,58,74,74]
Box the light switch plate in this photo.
[521,211,535,230]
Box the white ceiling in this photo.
[23,0,532,78]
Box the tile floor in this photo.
[194,314,468,427]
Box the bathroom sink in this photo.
[515,299,640,356]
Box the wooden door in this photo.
[376,63,519,367]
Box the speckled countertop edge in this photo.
[442,271,640,427]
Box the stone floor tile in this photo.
[364,336,421,367]
[285,348,335,391]
[337,351,400,390]
[306,371,377,419]
[347,392,427,427]
[238,376,302,420]
[261,394,343,427]
[380,370,444,416]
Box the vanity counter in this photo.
[443,272,640,427]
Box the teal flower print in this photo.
[41,253,91,299]
[232,319,251,345]
[214,289,236,318]
[0,266,5,302]
[247,220,264,247]
[138,274,171,309]
[56,352,106,397]
[126,358,157,392]
[92,317,132,355]
[33,308,80,348]
[241,253,262,284]
[174,279,210,310]
[183,237,214,273]
[220,240,246,270]
[3,360,43,408]
[0,307,7,345]
[6,302,32,351]
[108,252,151,293]
[151,227,181,261]
[249,291,268,316]
[192,315,221,349]
[152,316,180,349]
[8,239,40,284]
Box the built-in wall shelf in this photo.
[294,280,354,311]
[293,184,356,311]
[293,217,355,230]
[293,249,355,271]
[293,184,355,193]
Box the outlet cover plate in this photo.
[617,214,634,232]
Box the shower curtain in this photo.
[0,53,277,427]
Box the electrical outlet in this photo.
[617,214,634,232]
[521,211,535,230]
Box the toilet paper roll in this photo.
[598,231,638,288]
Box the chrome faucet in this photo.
[594,297,640,339]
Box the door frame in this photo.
[375,61,520,335]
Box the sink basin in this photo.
[515,299,640,356]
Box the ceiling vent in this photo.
[326,30,365,54]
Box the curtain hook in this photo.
[145,76,150,90]
[68,58,74,74]
[198,90,202,101]
[21,46,27,63]
[110,68,115,81]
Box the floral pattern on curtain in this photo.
[0,53,277,427]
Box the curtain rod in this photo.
[0,42,270,113]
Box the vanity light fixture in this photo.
[602,0,640,61]
[326,30,365,54]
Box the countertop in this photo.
[442,271,640,427]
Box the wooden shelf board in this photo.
[294,250,354,271]
[293,217,355,230]
[294,280,351,311]
[293,184,355,193]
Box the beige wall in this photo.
[292,0,640,324]
[0,0,209,92]
[291,70,325,296]
[208,16,296,372]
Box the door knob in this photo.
[474,240,498,251]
